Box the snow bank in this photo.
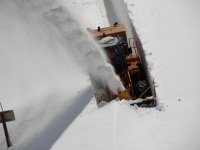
[123,0,200,149]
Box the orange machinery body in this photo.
[90,25,141,100]
[90,25,127,41]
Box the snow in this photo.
[1,0,200,150]
[0,1,93,149]
[61,0,109,29]
[124,0,200,149]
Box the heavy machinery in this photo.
[89,24,156,107]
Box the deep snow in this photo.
[1,0,200,150]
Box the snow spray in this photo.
[43,6,125,94]
[10,0,125,94]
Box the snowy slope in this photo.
[123,0,200,149]
[1,0,200,150]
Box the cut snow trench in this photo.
[102,0,155,98]
[101,0,157,149]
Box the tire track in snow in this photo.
[113,101,117,150]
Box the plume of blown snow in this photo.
[42,4,125,94]
[13,0,125,94]
[17,0,125,95]
[0,0,125,113]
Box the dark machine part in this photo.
[104,36,156,107]
[90,24,156,107]
[105,37,133,94]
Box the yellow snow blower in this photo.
[89,24,156,107]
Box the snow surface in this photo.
[1,0,200,150]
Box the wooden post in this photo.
[0,103,12,147]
